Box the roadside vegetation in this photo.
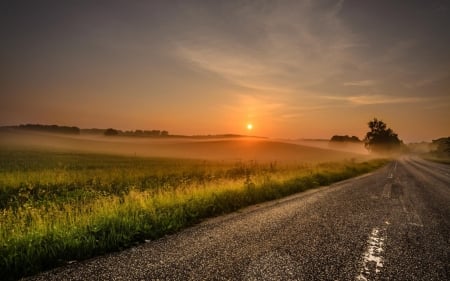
[0,149,388,280]
[408,137,450,164]
[424,137,450,164]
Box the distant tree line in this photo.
[104,128,119,136]
[1,124,173,137]
[104,128,169,137]
[330,135,361,143]
[80,128,106,135]
[12,124,81,134]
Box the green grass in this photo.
[0,149,388,280]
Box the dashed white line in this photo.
[356,223,388,281]
[382,183,391,199]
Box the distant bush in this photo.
[104,128,119,136]
[330,135,361,143]
[122,129,170,137]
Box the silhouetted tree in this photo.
[364,118,402,153]
[330,135,361,142]
[150,130,161,136]
[104,128,119,136]
[17,124,80,134]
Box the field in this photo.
[0,130,388,280]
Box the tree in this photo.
[330,135,361,143]
[104,128,119,136]
[364,118,402,153]
[17,124,80,134]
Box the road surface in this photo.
[26,157,450,281]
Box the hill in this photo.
[0,129,367,163]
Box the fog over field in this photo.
[286,139,368,155]
[0,130,368,163]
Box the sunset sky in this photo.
[1,0,449,142]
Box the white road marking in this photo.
[383,162,398,198]
[387,162,396,179]
[356,225,387,281]
[381,183,391,198]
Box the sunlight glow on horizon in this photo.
[1,1,449,143]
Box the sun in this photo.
[247,123,253,130]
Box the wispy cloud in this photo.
[403,72,450,88]
[324,95,425,105]
[168,0,449,137]
[177,44,293,93]
[174,0,358,94]
[343,80,376,87]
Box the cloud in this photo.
[176,44,292,93]
[169,0,448,121]
[324,95,425,105]
[174,0,359,94]
[343,80,376,86]
[403,72,450,88]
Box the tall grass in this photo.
[0,149,388,280]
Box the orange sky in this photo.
[1,1,449,142]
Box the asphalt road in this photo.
[26,156,450,281]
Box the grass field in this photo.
[0,131,388,280]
